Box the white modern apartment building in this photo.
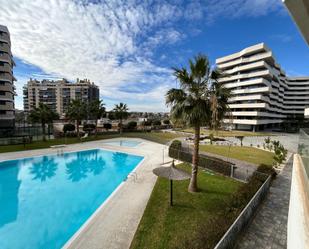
[23,78,99,118]
[216,43,309,131]
[0,25,16,129]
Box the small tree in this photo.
[153,120,162,126]
[88,100,105,137]
[114,103,129,134]
[235,136,244,146]
[103,123,112,131]
[29,103,59,141]
[209,133,214,145]
[83,123,96,133]
[66,99,87,139]
[63,123,75,134]
[127,121,137,130]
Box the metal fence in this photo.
[168,147,255,182]
[298,128,309,196]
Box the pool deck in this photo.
[0,138,170,249]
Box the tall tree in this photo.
[66,99,87,138]
[29,103,59,141]
[113,103,129,134]
[89,99,105,136]
[166,54,229,192]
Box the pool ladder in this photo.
[125,172,138,182]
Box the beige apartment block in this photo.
[216,43,309,131]
[23,78,99,118]
[0,25,16,129]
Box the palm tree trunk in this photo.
[76,120,80,138]
[42,122,46,141]
[95,119,98,137]
[188,125,200,192]
[120,118,122,134]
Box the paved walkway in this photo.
[234,155,293,249]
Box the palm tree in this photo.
[89,99,105,136]
[166,54,228,192]
[29,103,59,141]
[66,99,87,138]
[113,103,129,134]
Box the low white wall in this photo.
[287,154,309,249]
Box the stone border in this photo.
[214,175,272,249]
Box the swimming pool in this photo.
[103,140,141,147]
[0,149,144,249]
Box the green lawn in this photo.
[181,128,274,137]
[130,163,243,249]
[0,131,182,153]
[199,145,274,166]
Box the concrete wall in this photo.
[287,154,309,249]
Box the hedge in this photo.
[169,140,233,176]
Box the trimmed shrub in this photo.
[103,123,112,131]
[153,120,162,126]
[63,123,75,133]
[163,119,170,125]
[83,123,96,132]
[127,121,137,130]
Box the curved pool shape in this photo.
[0,149,143,249]
[103,140,141,147]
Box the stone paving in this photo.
[234,155,293,249]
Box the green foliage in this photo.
[83,123,96,132]
[66,99,87,122]
[153,120,161,126]
[29,103,59,141]
[103,123,112,131]
[88,99,105,120]
[176,165,270,249]
[143,120,152,126]
[63,123,75,133]
[209,133,214,145]
[166,54,230,129]
[127,121,137,130]
[113,102,129,120]
[108,112,116,120]
[163,119,170,125]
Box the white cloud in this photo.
[0,0,285,111]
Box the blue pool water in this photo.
[0,149,143,249]
[103,140,141,147]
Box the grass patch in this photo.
[181,128,274,137]
[0,131,182,153]
[199,145,274,166]
[130,163,243,249]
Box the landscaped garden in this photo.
[180,128,274,137]
[130,163,243,249]
[199,145,275,167]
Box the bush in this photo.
[143,120,152,126]
[103,123,112,131]
[83,123,96,132]
[163,119,170,125]
[63,123,75,133]
[153,120,161,126]
[257,164,277,178]
[127,121,137,130]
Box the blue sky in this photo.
[0,0,308,112]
